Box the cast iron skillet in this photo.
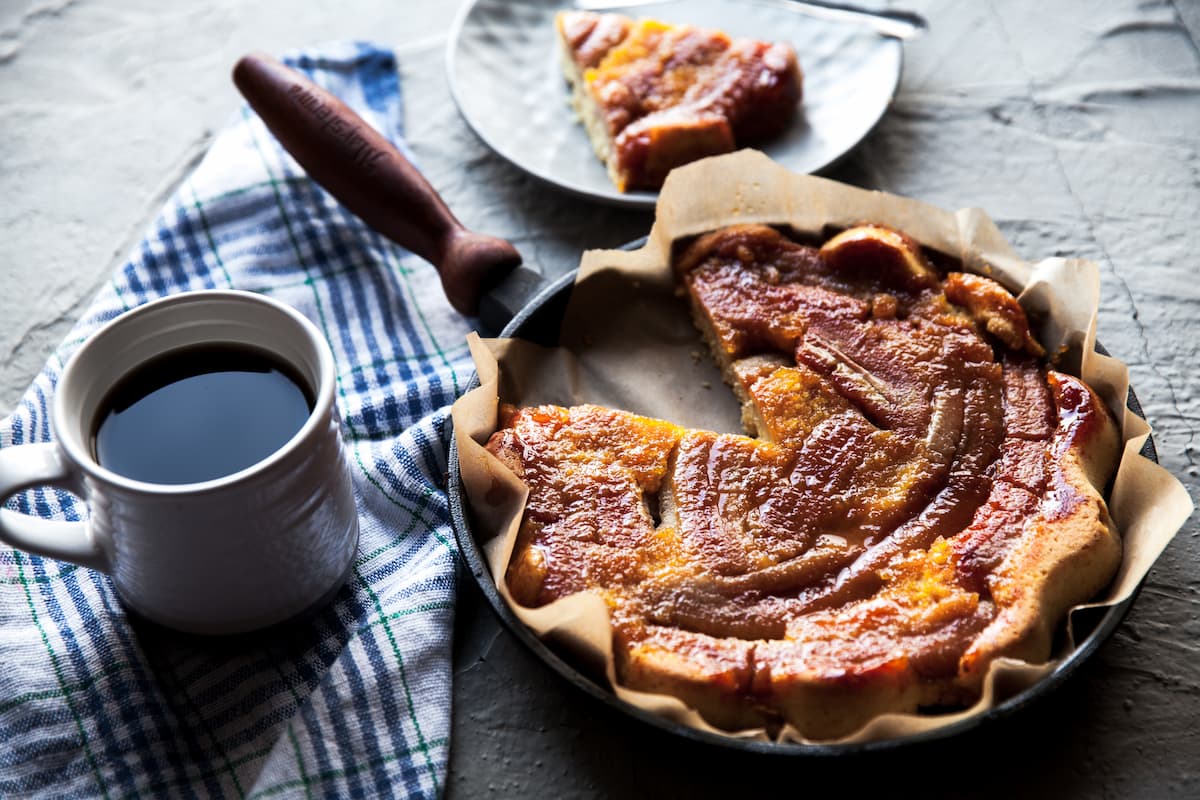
[233,54,1155,754]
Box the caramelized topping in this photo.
[559,12,802,191]
[486,224,1119,737]
[944,272,1045,356]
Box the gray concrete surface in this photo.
[3,0,1198,797]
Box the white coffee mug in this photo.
[0,290,359,634]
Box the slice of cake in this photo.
[556,11,803,192]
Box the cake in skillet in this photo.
[556,11,803,192]
[485,224,1121,739]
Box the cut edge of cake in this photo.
[556,12,626,189]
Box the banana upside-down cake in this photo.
[556,11,802,192]
[485,224,1120,739]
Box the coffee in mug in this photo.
[0,291,359,634]
[92,343,314,485]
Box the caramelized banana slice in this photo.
[944,272,1045,356]
[819,224,939,292]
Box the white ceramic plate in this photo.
[447,0,904,209]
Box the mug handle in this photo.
[0,443,109,571]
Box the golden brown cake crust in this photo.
[485,224,1121,740]
[556,12,802,192]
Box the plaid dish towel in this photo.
[0,44,472,799]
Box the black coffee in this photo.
[92,343,314,485]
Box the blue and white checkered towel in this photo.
[0,44,473,798]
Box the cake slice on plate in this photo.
[556,11,803,192]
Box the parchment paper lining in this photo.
[451,150,1193,744]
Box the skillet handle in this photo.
[232,52,521,317]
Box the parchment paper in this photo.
[450,150,1193,744]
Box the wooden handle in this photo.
[232,52,521,316]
